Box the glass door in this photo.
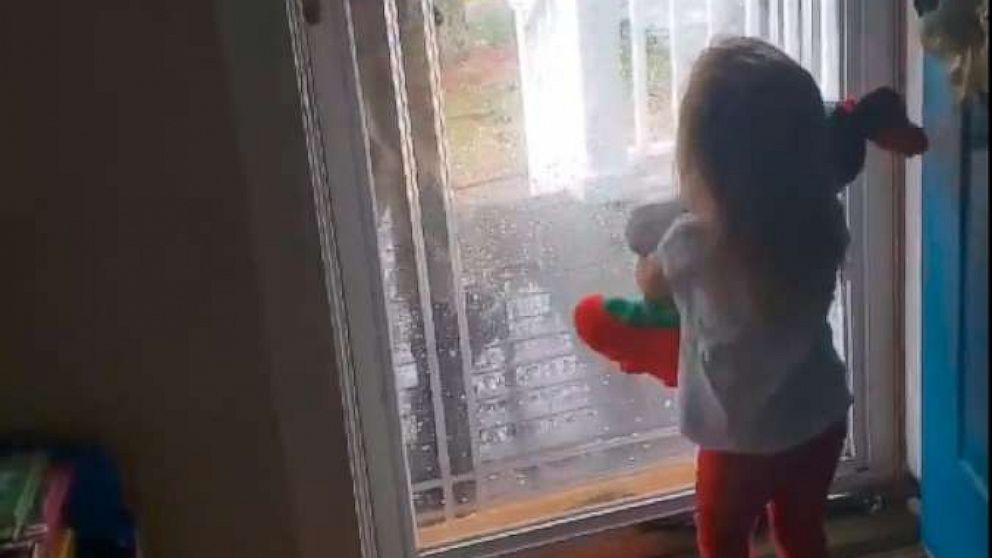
[316,0,901,555]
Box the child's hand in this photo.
[636,256,670,302]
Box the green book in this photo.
[0,454,47,541]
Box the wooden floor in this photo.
[417,459,696,548]
[514,495,920,558]
[417,456,920,556]
[860,547,926,558]
[415,448,919,557]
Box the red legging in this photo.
[695,422,846,558]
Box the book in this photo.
[21,466,73,556]
[0,454,47,541]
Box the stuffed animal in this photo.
[573,201,684,387]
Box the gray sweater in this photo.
[654,212,851,454]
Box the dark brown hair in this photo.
[676,37,849,321]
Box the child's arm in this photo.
[636,255,671,302]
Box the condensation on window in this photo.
[375,0,846,547]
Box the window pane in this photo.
[379,0,845,548]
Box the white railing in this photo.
[509,0,839,198]
[627,0,841,157]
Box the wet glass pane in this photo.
[380,0,846,547]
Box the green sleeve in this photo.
[602,297,680,328]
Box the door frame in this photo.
[290,0,907,556]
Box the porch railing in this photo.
[509,0,841,195]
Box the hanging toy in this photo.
[828,87,930,185]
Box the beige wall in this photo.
[1,2,360,557]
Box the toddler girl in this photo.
[636,37,925,558]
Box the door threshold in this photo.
[513,491,919,557]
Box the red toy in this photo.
[572,197,684,387]
[573,294,680,387]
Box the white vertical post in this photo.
[783,0,800,59]
[575,0,626,185]
[820,0,839,99]
[801,0,818,81]
[705,0,715,44]
[667,0,680,131]
[744,0,762,37]
[514,7,541,195]
[768,0,780,45]
[514,0,588,197]
[629,0,649,154]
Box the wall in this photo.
[904,6,925,481]
[0,2,361,557]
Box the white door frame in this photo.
[290,0,906,556]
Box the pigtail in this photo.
[827,87,929,190]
